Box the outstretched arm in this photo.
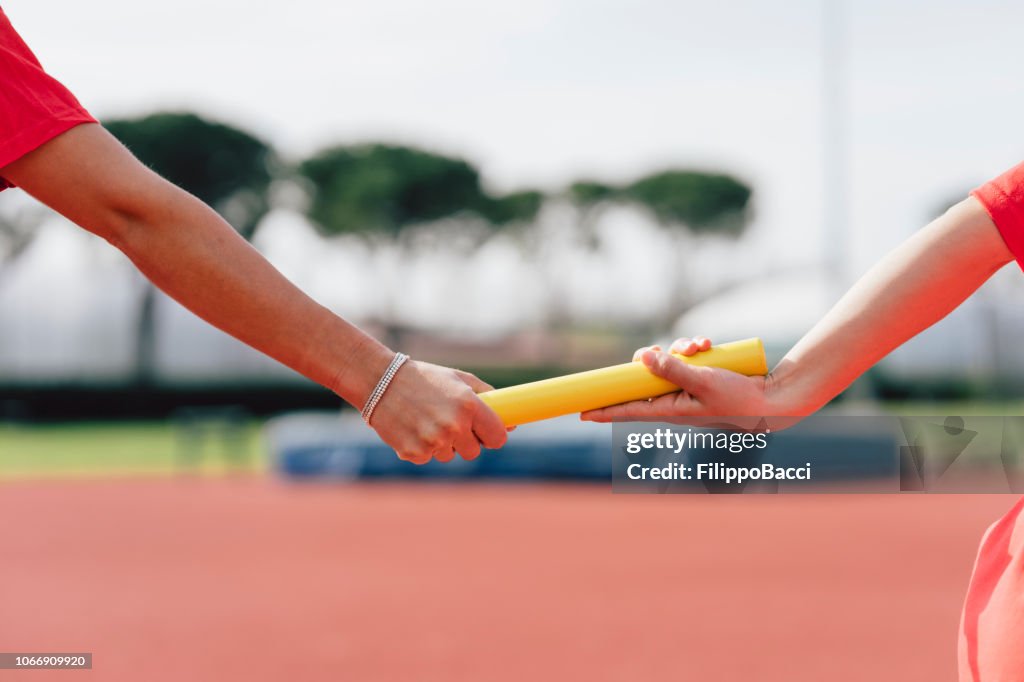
[2,123,507,462]
[583,196,1014,421]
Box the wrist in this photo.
[336,337,396,408]
[761,360,817,417]
[309,315,395,408]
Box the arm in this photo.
[2,123,507,462]
[583,196,1014,421]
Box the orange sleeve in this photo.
[971,162,1024,271]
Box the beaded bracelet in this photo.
[361,352,410,425]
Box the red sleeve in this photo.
[971,161,1024,271]
[0,9,96,190]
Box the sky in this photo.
[8,0,1023,266]
[8,0,1024,264]
[2,0,1024,376]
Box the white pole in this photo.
[822,0,848,295]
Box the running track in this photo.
[0,480,1013,681]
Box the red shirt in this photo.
[0,7,95,189]
[957,167,1024,681]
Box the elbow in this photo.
[94,205,145,254]
[79,185,153,252]
[89,180,183,256]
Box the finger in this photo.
[671,337,712,354]
[642,350,710,393]
[398,449,431,465]
[580,402,660,422]
[669,337,702,355]
[455,432,482,461]
[471,398,509,450]
[434,447,456,464]
[632,344,662,362]
[455,369,494,393]
[580,393,690,423]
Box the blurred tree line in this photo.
[0,111,753,386]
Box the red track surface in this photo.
[0,479,1014,681]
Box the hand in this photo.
[580,336,777,423]
[368,360,509,464]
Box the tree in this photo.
[562,180,621,252]
[568,180,617,209]
[566,171,751,248]
[0,199,46,283]
[297,143,544,341]
[626,169,752,322]
[624,170,751,235]
[299,143,543,236]
[105,112,275,385]
[561,169,753,327]
[299,144,483,239]
[478,190,545,227]
[105,112,274,239]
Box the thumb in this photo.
[642,350,710,394]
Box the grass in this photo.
[2,399,1023,481]
[0,420,267,480]
[876,400,1024,416]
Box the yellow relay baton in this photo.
[477,338,767,427]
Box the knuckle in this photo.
[457,393,478,417]
[418,430,444,452]
[438,420,459,440]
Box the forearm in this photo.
[3,123,508,463]
[113,189,393,407]
[1,125,392,406]
[769,197,1013,414]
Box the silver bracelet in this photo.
[361,352,410,425]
